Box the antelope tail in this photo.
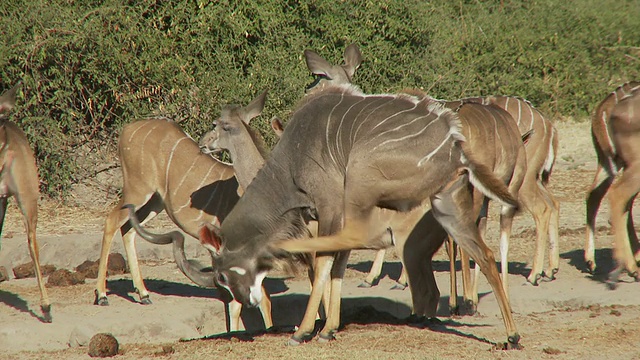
[541,126,558,185]
[459,144,519,210]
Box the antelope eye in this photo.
[217,272,229,286]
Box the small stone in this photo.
[13,262,35,279]
[88,333,119,357]
[46,269,85,287]
[76,260,99,279]
[107,253,127,275]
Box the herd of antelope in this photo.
[0,44,638,349]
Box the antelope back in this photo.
[118,119,239,223]
[592,81,640,160]
[455,103,523,182]
[0,84,39,201]
[609,88,640,137]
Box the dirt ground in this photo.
[1,120,639,359]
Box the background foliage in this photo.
[1,0,639,198]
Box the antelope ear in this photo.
[199,223,222,254]
[0,82,21,114]
[304,49,333,78]
[270,116,285,138]
[243,89,268,124]
[342,43,362,79]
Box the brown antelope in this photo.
[140,45,524,348]
[585,81,640,274]
[0,82,51,322]
[596,86,640,288]
[94,93,273,332]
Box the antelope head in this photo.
[199,90,268,155]
[304,43,362,93]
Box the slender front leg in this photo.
[447,237,458,315]
[290,254,335,345]
[24,213,51,322]
[607,165,640,288]
[431,176,520,349]
[319,250,351,341]
[585,166,613,273]
[361,249,386,288]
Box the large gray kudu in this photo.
[596,85,640,288]
[137,46,524,347]
[585,81,640,276]
[0,82,52,322]
[94,93,274,332]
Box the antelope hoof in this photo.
[288,333,314,346]
[358,281,373,288]
[544,268,559,281]
[463,299,477,315]
[94,291,109,306]
[585,260,596,274]
[527,273,542,286]
[405,314,426,326]
[389,283,407,291]
[449,306,460,316]
[421,317,445,330]
[41,305,52,323]
[317,332,336,343]
[140,296,153,305]
[495,334,522,350]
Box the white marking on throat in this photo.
[249,271,268,306]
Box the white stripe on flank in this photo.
[370,101,419,131]
[173,153,201,198]
[336,96,367,162]
[370,114,433,151]
[164,137,190,197]
[602,111,617,155]
[353,98,396,141]
[325,92,346,167]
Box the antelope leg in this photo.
[431,175,520,348]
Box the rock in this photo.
[76,260,99,279]
[13,262,35,279]
[88,333,119,357]
[12,262,56,279]
[46,269,85,287]
[107,253,127,275]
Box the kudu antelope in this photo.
[146,45,523,348]
[585,81,640,275]
[94,92,273,332]
[591,85,640,288]
[0,82,51,322]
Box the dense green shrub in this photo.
[0,0,639,198]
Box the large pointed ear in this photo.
[304,49,334,77]
[270,116,285,138]
[242,89,268,124]
[0,82,21,114]
[199,223,223,254]
[342,44,362,79]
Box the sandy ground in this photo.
[0,120,639,359]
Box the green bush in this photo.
[0,0,639,198]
